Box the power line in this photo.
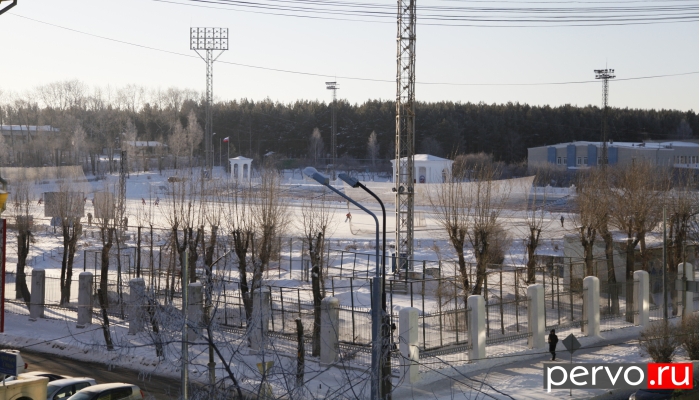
[11,14,699,88]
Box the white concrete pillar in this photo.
[468,295,485,360]
[320,297,340,365]
[29,268,45,321]
[187,282,203,341]
[633,270,649,327]
[527,284,545,349]
[128,278,145,335]
[77,272,93,328]
[249,288,271,351]
[399,307,420,384]
[583,276,600,337]
[678,262,695,317]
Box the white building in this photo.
[390,154,453,183]
[229,156,253,181]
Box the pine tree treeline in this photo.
[1,84,697,169]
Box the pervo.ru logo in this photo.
[543,363,694,392]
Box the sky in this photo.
[0,0,698,111]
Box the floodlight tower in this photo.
[326,81,339,180]
[594,68,615,167]
[395,0,417,272]
[190,27,228,177]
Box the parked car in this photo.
[67,383,144,400]
[47,378,97,400]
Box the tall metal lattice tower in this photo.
[326,81,339,180]
[395,0,416,270]
[190,27,228,177]
[594,68,615,166]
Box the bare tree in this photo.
[225,180,256,322]
[467,164,510,295]
[571,171,603,278]
[11,178,33,308]
[168,120,188,170]
[367,131,379,168]
[252,166,289,271]
[298,190,336,356]
[308,128,324,166]
[94,185,116,350]
[52,181,84,305]
[428,166,471,302]
[523,173,552,284]
[185,110,203,168]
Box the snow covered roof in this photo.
[230,156,253,161]
[533,141,698,150]
[0,125,59,132]
[125,141,163,147]
[391,154,452,163]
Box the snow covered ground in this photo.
[0,167,696,399]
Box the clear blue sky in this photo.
[1,0,697,111]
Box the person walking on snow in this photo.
[142,198,146,205]
[548,329,559,360]
[560,215,565,228]
[345,212,352,223]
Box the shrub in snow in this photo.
[638,320,679,363]
[678,314,698,360]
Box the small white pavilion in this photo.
[229,156,253,181]
[390,154,453,183]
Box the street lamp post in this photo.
[338,173,391,399]
[303,167,382,400]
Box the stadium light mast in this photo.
[594,68,615,167]
[325,81,339,180]
[190,27,228,177]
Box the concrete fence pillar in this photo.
[187,282,203,341]
[77,272,93,328]
[29,268,45,321]
[249,288,271,352]
[128,278,145,335]
[399,307,420,384]
[468,295,485,360]
[583,276,600,337]
[320,297,340,365]
[633,270,649,327]
[527,284,545,349]
[678,262,695,317]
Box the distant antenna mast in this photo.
[594,68,615,166]
[190,27,228,177]
[395,0,417,271]
[325,81,339,180]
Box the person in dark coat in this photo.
[548,329,559,360]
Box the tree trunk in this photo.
[233,230,252,322]
[99,228,114,350]
[136,226,141,278]
[310,232,324,358]
[526,228,540,285]
[15,229,31,308]
[601,230,619,314]
[624,237,639,323]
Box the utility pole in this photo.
[326,81,339,180]
[181,249,189,400]
[190,27,228,178]
[395,0,417,276]
[594,68,615,167]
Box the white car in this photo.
[47,377,97,400]
[67,383,144,400]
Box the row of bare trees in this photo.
[571,163,698,317]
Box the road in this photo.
[20,349,182,400]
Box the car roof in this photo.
[77,383,136,392]
[48,377,95,385]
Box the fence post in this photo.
[77,272,93,328]
[187,282,203,341]
[250,287,271,352]
[399,307,420,384]
[467,295,485,360]
[320,297,340,365]
[633,270,649,327]
[527,284,545,349]
[129,278,146,334]
[583,276,600,336]
[29,268,45,321]
[679,262,695,317]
